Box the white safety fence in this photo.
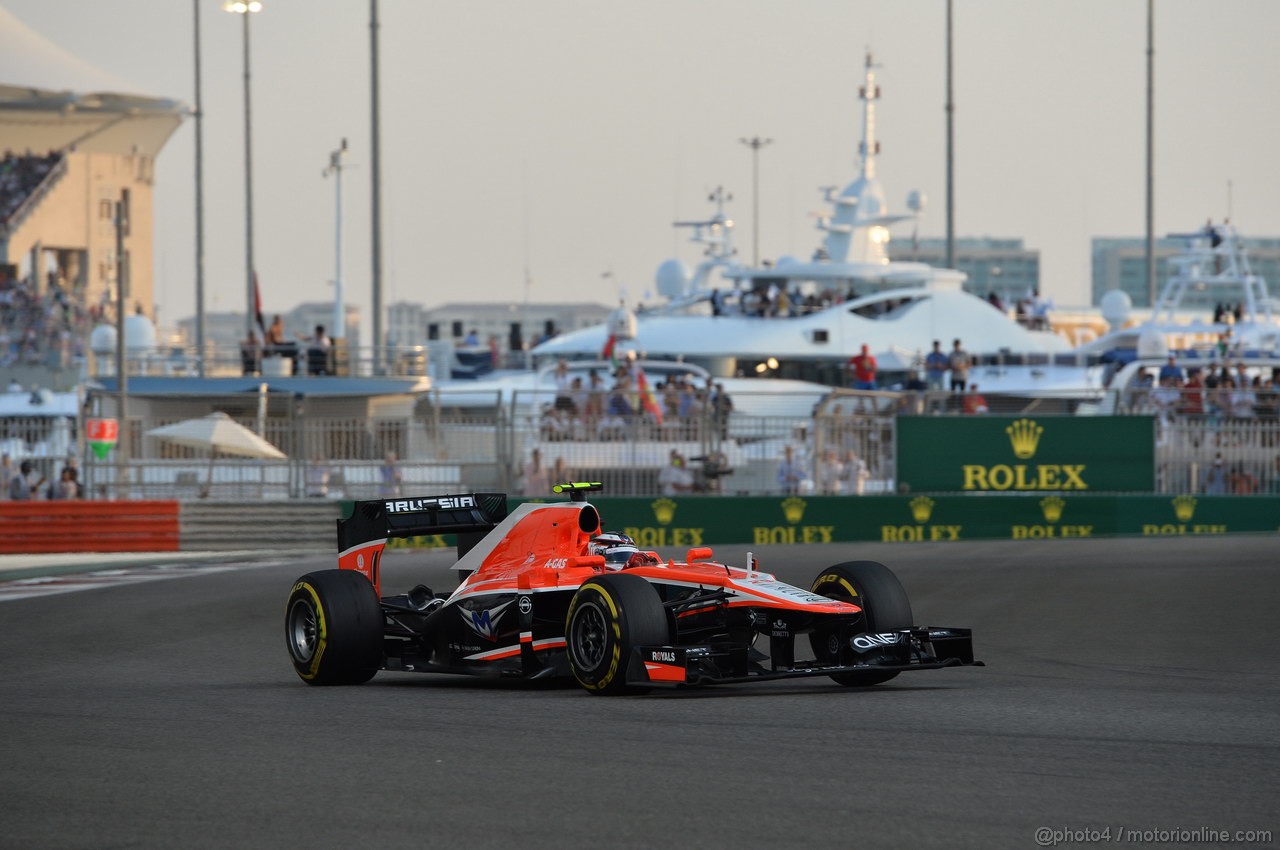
[1155,419,1280,494]
[9,388,1277,500]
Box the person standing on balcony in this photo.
[840,448,871,495]
[924,340,948,391]
[552,358,574,414]
[949,339,971,393]
[301,325,332,375]
[551,456,573,489]
[306,455,331,498]
[47,466,80,500]
[379,452,402,498]
[846,344,877,391]
[1180,369,1206,417]
[240,330,261,376]
[776,445,806,495]
[711,382,733,439]
[1204,454,1228,495]
[521,448,549,496]
[265,315,286,354]
[658,450,694,496]
[8,460,42,500]
[816,448,844,495]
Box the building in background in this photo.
[893,238,1040,307]
[386,300,430,350]
[0,9,187,328]
[174,311,243,351]
[1091,235,1280,309]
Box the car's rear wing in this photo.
[336,493,508,594]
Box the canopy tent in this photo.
[0,5,188,158]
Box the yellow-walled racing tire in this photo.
[809,561,913,687]
[286,570,383,686]
[566,574,669,695]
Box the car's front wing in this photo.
[632,626,981,687]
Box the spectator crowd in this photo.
[1,150,62,224]
[538,358,733,443]
[0,270,89,370]
[1,151,91,370]
[1131,358,1280,424]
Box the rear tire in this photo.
[566,574,669,695]
[810,561,913,687]
[286,570,384,686]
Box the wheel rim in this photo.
[570,599,608,673]
[287,597,319,664]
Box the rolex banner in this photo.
[579,494,1277,545]
[895,416,1156,493]
[366,493,1279,549]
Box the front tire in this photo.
[286,570,384,686]
[810,561,913,687]
[566,574,669,695]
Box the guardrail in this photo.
[0,500,179,553]
[1,492,1275,555]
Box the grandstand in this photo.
[0,4,188,388]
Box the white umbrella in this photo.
[146,412,285,497]
[147,412,285,458]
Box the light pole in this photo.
[193,0,206,376]
[370,0,384,375]
[224,0,262,340]
[945,0,955,271]
[114,193,130,491]
[738,136,772,267]
[1144,0,1156,307]
[324,139,349,340]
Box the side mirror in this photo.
[685,547,714,564]
[567,555,605,569]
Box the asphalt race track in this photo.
[1,537,1277,849]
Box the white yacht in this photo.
[533,52,1073,391]
[1078,223,1280,361]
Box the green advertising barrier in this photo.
[589,494,1280,545]
[346,494,1280,550]
[896,416,1156,493]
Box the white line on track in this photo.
[0,560,290,602]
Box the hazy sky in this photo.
[4,0,1279,337]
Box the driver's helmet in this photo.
[589,532,640,570]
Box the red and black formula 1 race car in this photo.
[284,483,980,694]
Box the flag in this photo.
[601,334,617,366]
[635,365,664,425]
[252,272,265,336]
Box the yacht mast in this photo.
[859,52,880,181]
[818,52,890,265]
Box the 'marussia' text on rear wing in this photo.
[336,492,509,593]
